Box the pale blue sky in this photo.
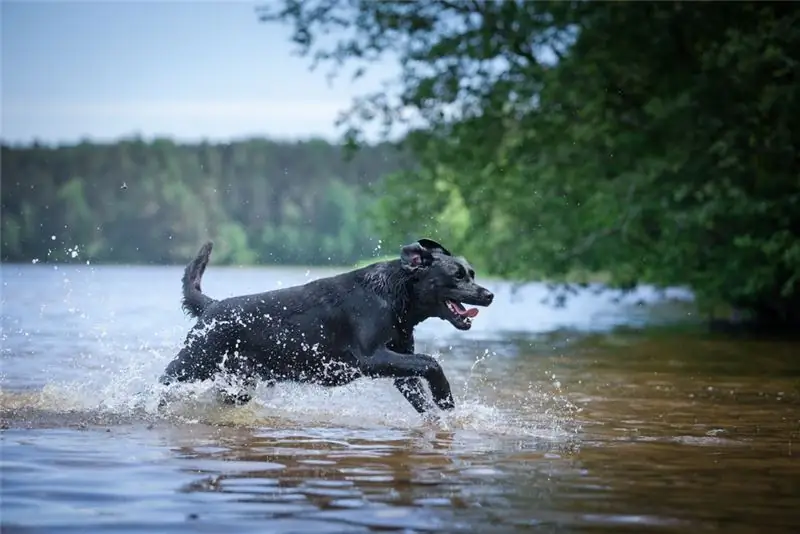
[1,0,399,144]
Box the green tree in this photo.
[259,1,800,326]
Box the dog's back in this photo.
[165,255,400,386]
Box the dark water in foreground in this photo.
[1,264,798,533]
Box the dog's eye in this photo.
[455,269,465,279]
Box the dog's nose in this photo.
[482,288,494,304]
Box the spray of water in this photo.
[2,347,579,441]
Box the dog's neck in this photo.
[363,260,429,329]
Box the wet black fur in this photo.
[159,239,494,415]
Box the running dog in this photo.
[159,239,494,415]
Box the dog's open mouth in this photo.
[445,300,479,330]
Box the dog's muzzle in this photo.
[443,288,494,330]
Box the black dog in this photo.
[159,239,494,415]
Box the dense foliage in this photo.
[1,138,413,266]
[259,1,800,325]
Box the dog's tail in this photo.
[181,241,216,318]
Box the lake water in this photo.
[1,263,798,533]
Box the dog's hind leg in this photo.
[359,348,455,412]
[157,333,228,411]
[217,378,256,406]
[215,351,266,406]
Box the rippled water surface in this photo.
[2,264,799,533]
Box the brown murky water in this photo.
[2,265,799,533]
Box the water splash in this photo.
[1,349,579,442]
[1,324,580,443]
[1,259,600,444]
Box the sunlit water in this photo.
[1,263,798,533]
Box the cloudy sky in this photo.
[2,0,399,144]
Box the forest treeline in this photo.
[0,138,413,266]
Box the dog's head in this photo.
[400,238,494,330]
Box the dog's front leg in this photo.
[360,348,454,412]
[386,336,435,414]
[393,377,436,414]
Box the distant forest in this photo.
[0,138,415,266]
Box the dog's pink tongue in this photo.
[464,307,479,318]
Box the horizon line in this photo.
[0,131,407,148]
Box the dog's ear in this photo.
[400,238,450,269]
[416,238,452,257]
[400,242,430,268]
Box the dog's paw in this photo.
[434,395,455,411]
[156,390,178,415]
[420,411,452,430]
[218,390,253,406]
[421,411,443,426]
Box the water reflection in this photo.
[139,422,578,532]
